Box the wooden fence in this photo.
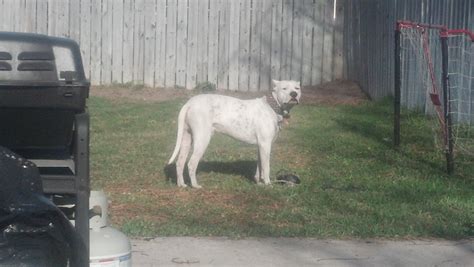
[0,0,344,91]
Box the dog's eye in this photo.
[283,87,287,90]
[295,87,300,90]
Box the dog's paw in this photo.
[177,183,188,188]
[191,184,202,189]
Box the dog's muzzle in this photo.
[288,91,299,105]
[288,98,299,105]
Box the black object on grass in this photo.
[275,170,301,186]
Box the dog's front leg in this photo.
[258,142,272,185]
[254,151,262,184]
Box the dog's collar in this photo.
[266,93,291,119]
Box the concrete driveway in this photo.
[131,237,473,267]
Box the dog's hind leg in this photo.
[176,129,192,187]
[187,129,212,189]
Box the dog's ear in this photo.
[272,80,280,90]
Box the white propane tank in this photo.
[89,190,132,267]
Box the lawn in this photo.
[89,87,473,239]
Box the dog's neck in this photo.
[266,92,291,119]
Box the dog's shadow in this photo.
[164,160,257,184]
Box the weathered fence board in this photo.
[123,0,134,84]
[333,0,344,81]
[312,0,324,85]
[144,0,156,87]
[208,0,219,88]
[196,0,209,85]
[301,0,313,86]
[0,0,345,91]
[291,0,303,82]
[90,0,102,84]
[228,0,241,91]
[239,0,251,91]
[249,0,262,91]
[69,0,81,41]
[36,0,48,34]
[260,0,272,91]
[155,0,167,87]
[101,0,113,85]
[270,0,283,85]
[133,0,145,84]
[112,0,124,84]
[25,0,37,33]
[165,0,177,88]
[322,1,333,83]
[186,0,199,90]
[79,0,91,77]
[217,0,230,90]
[176,0,188,88]
[280,0,293,81]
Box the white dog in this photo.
[168,80,301,188]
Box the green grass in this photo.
[89,96,474,239]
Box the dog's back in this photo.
[185,94,277,144]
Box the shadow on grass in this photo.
[164,160,257,184]
[333,103,447,173]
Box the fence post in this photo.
[440,33,454,174]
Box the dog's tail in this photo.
[168,103,189,164]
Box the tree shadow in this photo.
[332,105,445,172]
[164,160,257,185]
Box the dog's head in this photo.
[271,80,301,115]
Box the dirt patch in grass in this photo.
[91,80,368,106]
[90,86,195,103]
[107,185,285,228]
[302,80,369,106]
